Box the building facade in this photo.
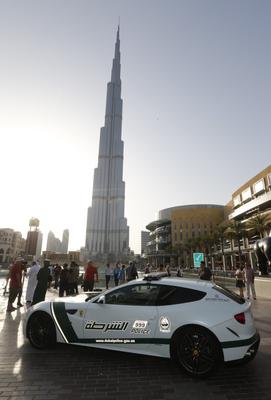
[85,27,129,259]
[42,251,80,265]
[61,229,69,253]
[146,205,225,266]
[145,166,271,269]
[224,165,271,267]
[229,165,271,224]
[141,231,150,256]
[25,230,43,261]
[0,228,25,266]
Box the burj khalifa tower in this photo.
[85,27,129,258]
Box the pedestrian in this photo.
[245,263,256,300]
[59,264,69,297]
[144,264,150,274]
[105,263,112,289]
[65,264,74,295]
[113,263,121,286]
[71,262,79,295]
[53,264,62,289]
[166,264,171,276]
[32,260,50,305]
[17,262,27,307]
[47,264,54,288]
[177,265,183,277]
[83,261,98,291]
[235,265,245,298]
[119,264,126,284]
[158,264,165,272]
[126,261,138,282]
[25,261,41,305]
[6,257,25,312]
[199,261,212,281]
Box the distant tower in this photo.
[25,217,43,260]
[61,229,69,253]
[85,26,129,258]
[46,231,56,252]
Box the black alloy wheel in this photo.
[172,325,222,377]
[28,312,56,349]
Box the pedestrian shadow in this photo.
[0,308,24,382]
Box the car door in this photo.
[83,283,159,353]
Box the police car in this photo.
[24,273,260,377]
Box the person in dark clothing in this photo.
[126,262,138,282]
[199,261,212,281]
[59,264,69,297]
[70,262,79,295]
[32,260,50,305]
[53,264,62,289]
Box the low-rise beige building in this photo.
[0,228,25,266]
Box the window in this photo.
[105,284,159,306]
[253,179,265,194]
[156,285,206,306]
[233,195,241,208]
[242,187,252,202]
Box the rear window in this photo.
[213,285,245,304]
[156,285,206,306]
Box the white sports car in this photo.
[24,273,260,377]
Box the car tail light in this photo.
[234,312,246,324]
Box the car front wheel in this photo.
[171,325,222,377]
[27,312,56,349]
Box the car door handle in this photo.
[66,309,77,315]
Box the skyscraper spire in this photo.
[111,25,121,84]
[85,27,129,259]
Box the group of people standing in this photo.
[104,262,138,289]
[235,263,257,299]
[5,256,258,312]
[6,258,50,312]
[5,259,81,312]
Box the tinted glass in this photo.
[157,285,206,306]
[105,284,159,306]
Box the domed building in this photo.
[146,204,225,267]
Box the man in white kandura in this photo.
[25,261,41,305]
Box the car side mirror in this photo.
[97,295,105,304]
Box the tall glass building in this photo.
[85,27,129,258]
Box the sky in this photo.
[0,0,270,253]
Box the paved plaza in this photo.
[0,278,271,400]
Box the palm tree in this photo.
[246,213,271,239]
[215,222,229,270]
[226,220,246,266]
[184,238,198,267]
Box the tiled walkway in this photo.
[0,278,270,400]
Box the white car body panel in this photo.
[24,277,260,364]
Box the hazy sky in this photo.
[0,0,270,253]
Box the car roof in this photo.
[131,276,213,291]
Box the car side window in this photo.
[157,285,206,306]
[105,284,159,306]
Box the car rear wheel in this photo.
[28,312,56,349]
[171,325,222,377]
